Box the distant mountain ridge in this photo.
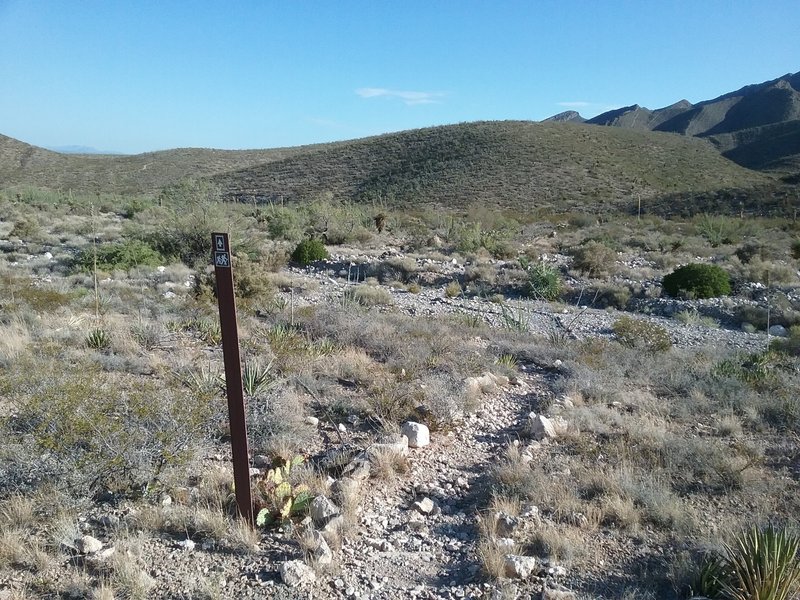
[556,71,800,172]
[45,145,124,155]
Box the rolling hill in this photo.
[0,133,316,196]
[210,121,775,214]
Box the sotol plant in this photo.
[697,525,800,600]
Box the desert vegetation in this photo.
[0,157,799,600]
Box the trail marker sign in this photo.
[211,233,253,525]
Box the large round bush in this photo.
[291,238,328,265]
[662,263,731,299]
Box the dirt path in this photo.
[310,369,552,599]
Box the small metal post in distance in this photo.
[211,233,253,525]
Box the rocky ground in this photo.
[2,243,795,600]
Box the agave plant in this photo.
[85,328,112,350]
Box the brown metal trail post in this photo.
[212,233,253,525]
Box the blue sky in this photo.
[0,0,797,154]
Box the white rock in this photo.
[310,495,340,525]
[337,423,347,433]
[176,538,195,551]
[76,535,103,554]
[548,565,568,577]
[504,554,538,578]
[527,413,558,440]
[310,531,333,565]
[322,515,345,535]
[769,324,788,337]
[401,421,430,448]
[280,560,316,587]
[304,416,320,426]
[157,266,166,273]
[414,497,435,515]
[475,374,497,393]
[43,252,53,260]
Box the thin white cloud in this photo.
[557,101,591,108]
[356,88,445,105]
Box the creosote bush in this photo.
[570,240,617,276]
[662,263,731,299]
[74,240,163,273]
[3,359,218,496]
[291,238,328,265]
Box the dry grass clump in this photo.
[344,283,393,306]
[569,240,618,276]
[368,446,410,480]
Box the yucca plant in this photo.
[697,525,800,600]
[499,304,528,332]
[525,262,562,301]
[495,354,518,369]
[85,328,111,350]
[242,360,275,396]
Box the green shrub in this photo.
[695,214,739,247]
[662,263,731,299]
[266,207,304,241]
[613,316,672,353]
[770,326,800,357]
[290,239,328,265]
[525,263,562,301]
[444,281,462,298]
[592,284,632,310]
[136,179,234,267]
[74,240,163,273]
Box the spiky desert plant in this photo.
[698,525,800,600]
[242,360,275,396]
[525,262,562,301]
[85,328,112,350]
